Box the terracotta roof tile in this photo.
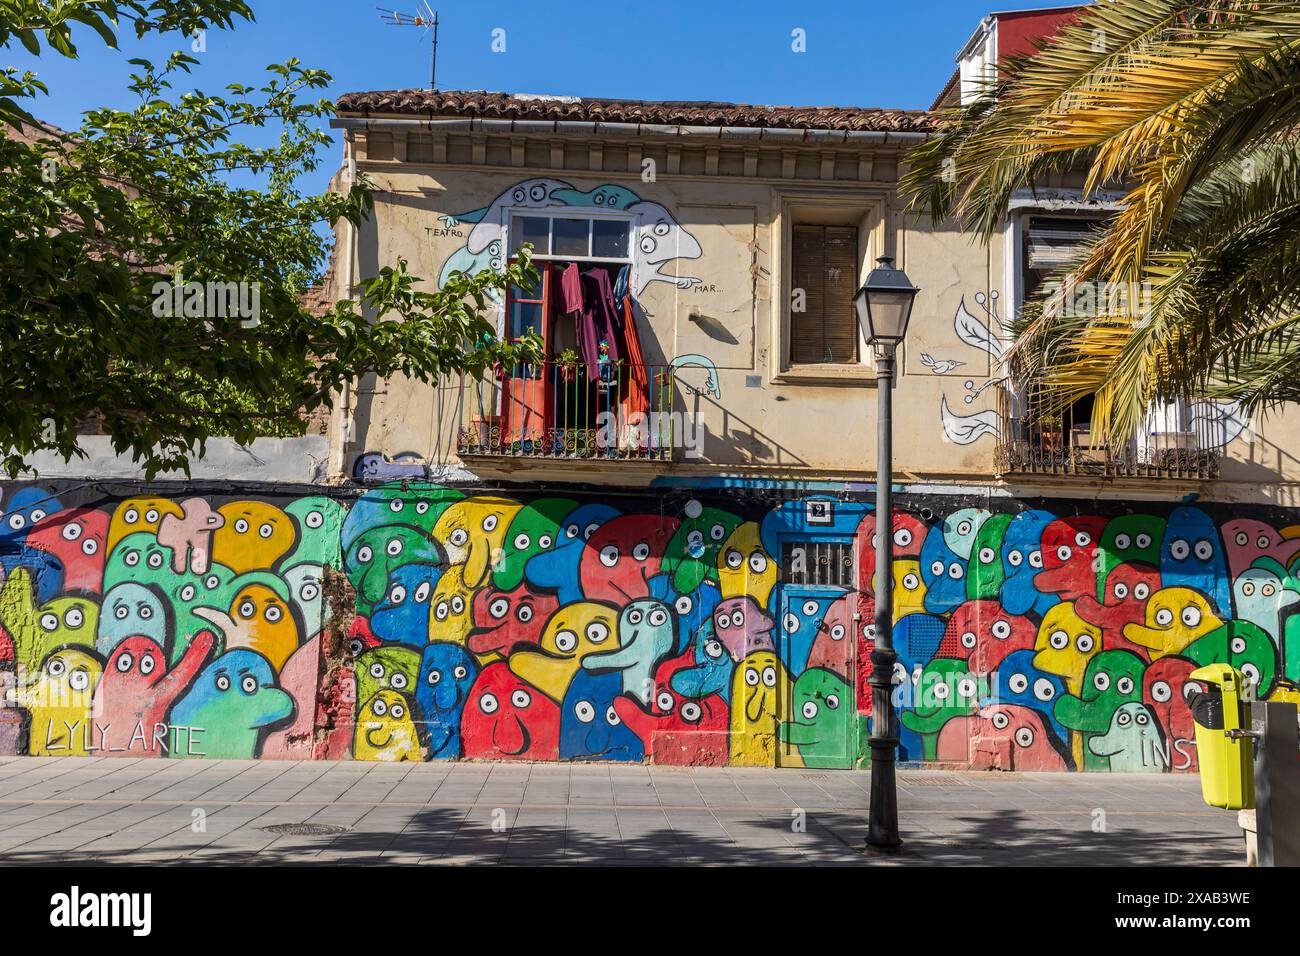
[335,89,934,134]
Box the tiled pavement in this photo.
[0,756,1245,865]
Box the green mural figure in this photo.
[355,644,422,708]
[966,514,1012,600]
[1053,649,1146,771]
[493,497,577,591]
[1184,618,1277,697]
[900,658,984,761]
[1095,515,1165,599]
[1088,701,1168,772]
[779,667,862,768]
[550,184,643,210]
[340,483,464,554]
[168,563,237,664]
[102,531,182,595]
[33,596,98,666]
[344,525,443,611]
[662,501,743,596]
[284,496,349,570]
[169,648,293,759]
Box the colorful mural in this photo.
[0,482,1296,772]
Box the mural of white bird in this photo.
[921,353,965,374]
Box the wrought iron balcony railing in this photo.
[457,360,679,461]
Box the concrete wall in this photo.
[3,479,1297,771]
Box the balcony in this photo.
[457,360,681,462]
[994,387,1221,480]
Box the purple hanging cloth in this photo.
[579,269,620,380]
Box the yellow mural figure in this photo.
[429,566,475,646]
[13,647,102,756]
[106,497,183,552]
[1031,601,1104,768]
[508,601,619,702]
[1124,588,1222,660]
[717,522,777,606]
[225,582,300,671]
[729,650,792,766]
[212,501,297,574]
[354,689,420,761]
[433,496,522,590]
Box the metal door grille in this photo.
[781,540,855,587]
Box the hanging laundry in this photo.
[619,294,651,452]
[579,268,621,380]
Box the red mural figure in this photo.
[1074,562,1162,661]
[1142,655,1200,772]
[1034,515,1109,602]
[467,583,559,658]
[613,647,729,765]
[579,515,680,604]
[856,510,927,596]
[461,662,560,761]
[935,599,1036,675]
[26,508,110,594]
[937,704,1071,771]
[805,593,855,678]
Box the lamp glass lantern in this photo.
[855,256,919,346]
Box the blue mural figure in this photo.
[415,642,479,759]
[983,648,1071,751]
[584,598,676,704]
[893,612,948,761]
[648,572,720,653]
[1161,506,1231,616]
[920,523,968,614]
[559,669,645,762]
[523,502,622,604]
[370,562,443,644]
[779,590,844,677]
[1001,510,1060,617]
[0,488,65,603]
[97,581,169,655]
[670,622,735,702]
[169,649,293,759]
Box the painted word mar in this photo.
[2,482,1298,772]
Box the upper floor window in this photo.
[509,213,631,263]
[790,224,860,365]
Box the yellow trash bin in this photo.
[1188,663,1255,811]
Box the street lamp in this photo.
[854,254,919,852]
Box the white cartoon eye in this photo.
[451,595,465,615]
[116,652,134,672]
[124,551,140,567]
[584,523,601,540]
[802,701,819,720]
[991,620,1011,640]
[979,547,996,563]
[1007,550,1023,567]
[1150,680,1171,703]
[826,693,840,710]
[894,528,913,547]
[537,535,552,549]
[180,585,196,601]
[489,597,509,619]
[391,703,406,720]
[675,596,693,615]
[530,184,547,201]
[680,701,702,723]
[238,600,256,619]
[932,682,951,701]
[1093,672,1111,691]
[627,608,644,625]
[434,601,449,621]
[510,689,531,709]
[265,605,283,624]
[147,552,163,569]
[138,605,153,620]
[483,515,499,533]
[565,524,581,539]
[957,678,977,698]
[415,502,430,515]
[961,631,977,649]
[369,662,386,679]
[1114,534,1131,549]
[1015,727,1035,748]
[802,600,819,617]
[748,552,769,574]
[1181,605,1202,628]
[725,549,743,569]
[1076,633,1095,653]
[205,574,220,590]
[830,623,846,641]
[651,690,673,711]
[1049,630,1068,649]
[357,546,373,563]
[606,706,621,726]
[240,675,258,694]
[575,701,596,723]
[413,582,430,603]
[386,539,403,557]
[348,639,364,658]
[640,235,657,254]
[632,542,651,561]
[1258,535,1271,550]
[259,523,274,540]
[992,711,1010,730]
[46,657,68,678]
[1057,545,1072,562]
[1170,539,1189,560]
[1074,532,1092,548]
[1134,709,1149,726]
[391,672,408,690]
[306,511,324,529]
[114,604,129,620]
[902,573,920,590]
[389,500,404,513]
[215,673,231,691]
[427,670,442,686]
[371,698,389,717]
[1117,676,1135,694]
[649,607,668,627]
[65,608,83,629]
[513,533,531,551]
[299,582,320,602]
[61,523,82,540]
[586,621,610,644]
[1033,677,1056,701]
[1194,540,1213,561]
[599,545,620,567]
[121,508,139,525]
[1113,582,1130,599]
[704,639,724,659]
[1234,531,1249,546]
[140,508,157,523]
[82,539,98,555]
[1136,533,1152,549]
[554,630,578,652]
[69,670,89,691]
[762,666,777,688]
[1009,673,1029,693]
[135,656,153,676]
[39,613,58,632]
[512,187,527,202]
[516,604,534,623]
[930,560,945,577]
[783,612,799,633]
[1028,551,1043,569]
[450,529,468,547]
[949,562,963,580]
[1155,607,1174,626]
[709,523,727,542]
[733,609,746,627]
[234,518,249,534]
[1134,583,1150,600]
[956,520,973,536]
[745,668,760,686]
[479,693,499,714]
[1241,663,1261,683]
[453,666,468,680]
[1116,709,1132,727]
[1231,636,1247,654]
[653,221,670,237]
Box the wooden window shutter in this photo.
[791,224,859,365]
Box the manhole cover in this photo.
[260,823,350,836]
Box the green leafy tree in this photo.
[1,0,541,476]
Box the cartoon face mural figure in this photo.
[1035,515,1108,602]
[94,630,215,756]
[941,508,991,562]
[1053,649,1146,771]
[25,507,108,594]
[225,579,300,671]
[716,522,776,606]
[779,667,859,769]
[1222,518,1300,580]
[341,486,463,554]
[461,662,560,761]
[614,648,730,766]
[938,704,1070,771]
[900,657,984,761]
[1183,619,1277,696]
[1074,562,1161,660]
[169,649,292,760]
[709,596,775,661]
[920,524,969,615]
[283,562,326,640]
[508,601,620,702]
[492,497,576,592]
[415,642,479,759]
[729,650,791,766]
[1123,587,1222,660]
[559,669,644,762]
[1097,515,1165,595]
[11,645,102,756]
[857,509,928,596]
[345,525,442,610]
[628,201,703,292]
[580,514,679,604]
[467,580,559,658]
[966,513,1013,600]
[663,501,743,595]
[1088,701,1168,772]
[935,599,1036,675]
[1000,510,1058,617]
[354,644,421,709]
[805,593,856,678]
[105,496,179,552]
[428,565,477,646]
[96,581,168,656]
[982,648,1070,749]
[671,625,735,702]
[888,560,929,622]
[102,531,178,594]
[1032,601,1104,696]
[33,596,98,663]
[283,496,348,570]
[211,501,296,575]
[1230,558,1299,642]
[778,591,843,677]
[355,689,420,762]
[523,502,622,605]
[430,495,521,591]
[169,564,236,663]
[1143,655,1199,772]
[1160,507,1230,615]
[584,598,676,704]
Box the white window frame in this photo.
[505,208,635,265]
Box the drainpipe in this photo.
[333,133,359,479]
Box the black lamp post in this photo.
[854,255,919,852]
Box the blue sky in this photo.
[11,0,1081,196]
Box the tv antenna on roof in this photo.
[378,3,440,90]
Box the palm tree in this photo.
[901,0,1300,444]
